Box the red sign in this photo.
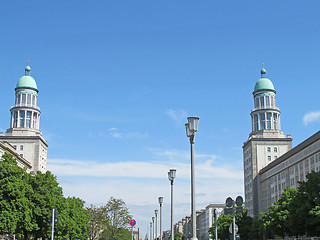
[130,219,136,226]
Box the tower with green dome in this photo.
[242,66,292,217]
[251,67,280,132]
[0,64,48,173]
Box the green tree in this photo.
[174,232,182,240]
[87,205,107,240]
[209,212,232,240]
[27,170,64,239]
[0,153,35,239]
[262,187,297,238]
[101,197,132,240]
[209,208,253,240]
[287,171,320,237]
[248,215,264,240]
[56,197,90,240]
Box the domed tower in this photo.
[0,64,48,173]
[9,65,41,133]
[251,68,281,134]
[242,66,292,216]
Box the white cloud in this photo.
[166,109,187,125]
[51,159,243,236]
[303,111,320,126]
[47,149,243,236]
[107,128,148,139]
[48,157,241,180]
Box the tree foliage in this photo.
[0,152,90,239]
[94,197,132,240]
[209,207,252,240]
[87,205,106,240]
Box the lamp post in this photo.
[185,116,199,240]
[158,197,163,240]
[150,222,152,240]
[155,210,158,240]
[152,217,155,240]
[168,169,176,240]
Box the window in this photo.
[268,156,271,161]
[27,94,31,106]
[20,154,23,158]
[20,111,25,127]
[26,111,32,128]
[254,115,258,131]
[13,145,17,150]
[273,114,278,130]
[255,98,259,108]
[274,147,278,152]
[267,147,271,152]
[22,94,26,105]
[260,96,265,108]
[13,112,18,128]
[274,156,278,160]
[32,95,36,106]
[266,96,270,107]
[20,145,23,151]
[260,114,266,130]
[266,113,272,129]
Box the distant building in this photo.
[0,65,48,173]
[243,67,320,216]
[174,203,224,240]
[0,140,32,171]
[197,204,224,240]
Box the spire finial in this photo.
[25,60,31,76]
[261,63,266,77]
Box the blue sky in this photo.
[1,0,320,237]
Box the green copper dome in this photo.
[253,67,276,94]
[15,66,38,92]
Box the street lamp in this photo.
[150,222,152,240]
[152,217,155,240]
[185,116,199,240]
[155,210,158,240]
[158,197,163,240]
[168,169,176,240]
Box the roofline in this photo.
[0,141,32,168]
[15,86,39,93]
[259,130,320,174]
[0,135,48,147]
[243,134,292,149]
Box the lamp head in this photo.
[158,196,163,204]
[168,169,176,181]
[187,116,199,133]
[185,123,191,137]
